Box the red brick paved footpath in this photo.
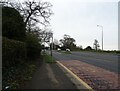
[59,60,119,90]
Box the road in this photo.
[52,51,119,73]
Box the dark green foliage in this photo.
[60,34,76,50]
[2,7,26,41]
[2,37,26,68]
[25,33,41,60]
[85,46,93,50]
[116,51,120,54]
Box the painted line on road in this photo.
[57,61,94,90]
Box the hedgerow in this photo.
[2,7,26,41]
[2,37,26,68]
[25,33,41,60]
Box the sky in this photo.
[18,0,119,50]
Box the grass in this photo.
[57,50,71,54]
[61,51,71,54]
[94,50,120,54]
[72,49,120,54]
[43,53,56,63]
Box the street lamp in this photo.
[50,33,53,62]
[50,33,53,56]
[97,25,103,51]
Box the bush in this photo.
[84,46,93,51]
[2,37,26,68]
[2,7,26,41]
[116,51,120,54]
[25,33,41,60]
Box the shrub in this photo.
[25,33,41,60]
[2,37,26,68]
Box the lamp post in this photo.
[50,33,53,62]
[50,33,53,56]
[97,25,103,51]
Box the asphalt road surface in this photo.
[52,51,119,74]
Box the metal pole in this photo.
[51,33,53,56]
[50,33,53,62]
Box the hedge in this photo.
[2,37,26,68]
[25,33,41,60]
[2,7,26,41]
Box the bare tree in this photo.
[39,29,53,43]
[93,39,100,51]
[0,0,8,6]
[28,26,53,45]
[23,0,53,28]
[5,0,53,32]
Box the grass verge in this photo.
[60,51,71,54]
[43,53,56,63]
[73,50,120,54]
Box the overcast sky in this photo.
[18,0,119,50]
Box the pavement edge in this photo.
[56,61,94,91]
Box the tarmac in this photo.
[23,60,93,90]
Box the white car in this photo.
[57,48,61,51]
[66,48,70,52]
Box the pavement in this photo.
[23,50,119,90]
[23,61,85,90]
